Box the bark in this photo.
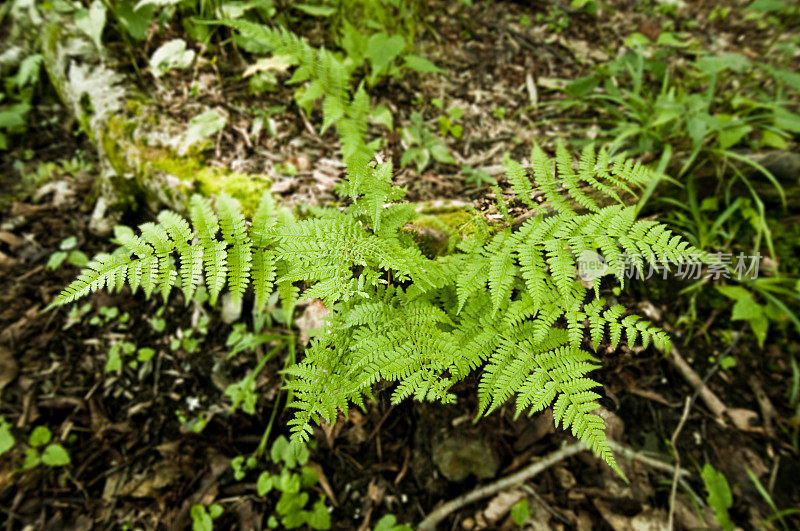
[9,0,271,235]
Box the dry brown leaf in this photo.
[242,55,292,78]
[120,461,183,498]
[305,461,337,506]
[482,489,525,525]
[0,231,24,247]
[0,346,18,391]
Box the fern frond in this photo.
[50,253,131,307]
[504,156,535,208]
[54,144,696,475]
[218,195,252,304]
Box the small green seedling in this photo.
[22,426,71,469]
[437,107,463,139]
[401,111,456,171]
[0,417,14,456]
[702,463,733,531]
[510,499,532,525]
[190,503,223,531]
[461,166,496,188]
[373,514,413,531]
[47,236,89,270]
[228,436,331,530]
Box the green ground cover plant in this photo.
[51,142,700,474]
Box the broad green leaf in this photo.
[510,499,531,525]
[702,464,734,531]
[656,32,690,47]
[181,110,227,154]
[75,1,107,51]
[112,1,156,41]
[137,347,156,362]
[746,0,786,11]
[365,33,405,84]
[149,39,196,78]
[370,105,393,130]
[22,448,40,469]
[67,249,89,267]
[429,143,455,165]
[294,4,336,16]
[761,129,788,149]
[41,443,71,466]
[60,236,78,250]
[300,466,318,488]
[565,75,599,98]
[47,251,69,271]
[0,418,14,456]
[718,123,752,149]
[257,471,274,496]
[106,344,123,372]
[307,498,331,530]
[29,426,52,448]
[0,104,30,129]
[774,108,800,133]
[208,504,223,519]
[687,116,709,148]
[623,32,651,47]
[190,505,213,531]
[270,435,293,466]
[10,54,43,90]
[341,21,368,67]
[403,55,443,74]
[694,53,750,74]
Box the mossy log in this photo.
[9,1,272,234]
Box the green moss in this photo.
[98,115,271,214]
[195,170,272,215]
[408,209,477,257]
[414,210,476,236]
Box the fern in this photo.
[51,146,702,474]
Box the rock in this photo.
[432,434,499,482]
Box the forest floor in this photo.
[1,0,799,529]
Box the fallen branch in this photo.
[667,344,759,433]
[417,438,695,530]
[417,442,586,531]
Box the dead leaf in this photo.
[0,346,18,391]
[557,36,609,62]
[305,461,337,506]
[0,231,24,248]
[242,55,292,78]
[594,499,668,531]
[554,466,577,490]
[34,180,75,208]
[482,489,524,525]
[320,417,343,448]
[0,250,19,268]
[120,461,183,498]
[726,408,761,433]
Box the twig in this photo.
[668,346,727,418]
[607,441,690,478]
[667,397,692,530]
[417,442,586,531]
[519,484,570,525]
